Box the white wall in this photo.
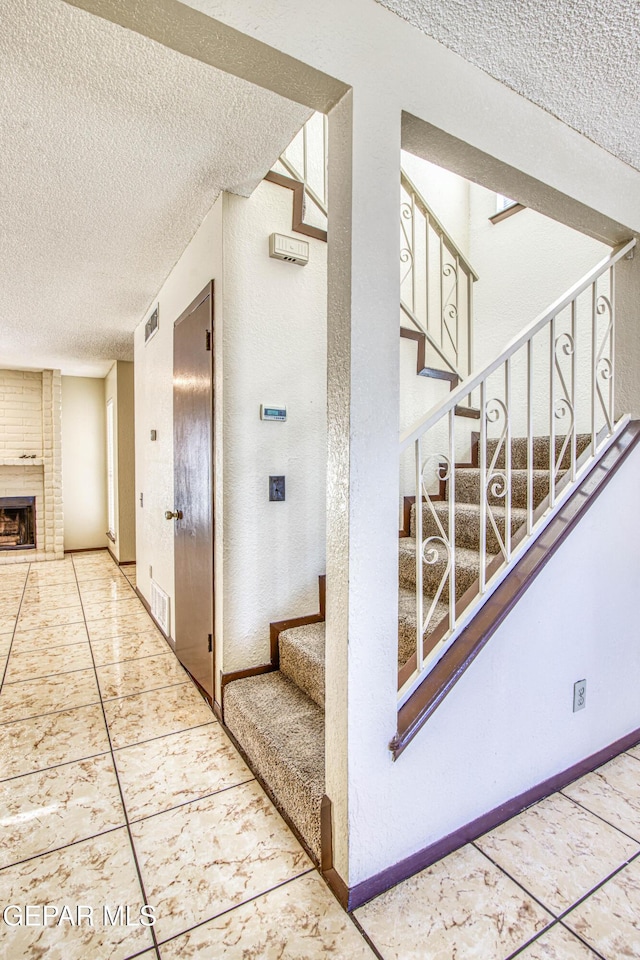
[134,195,223,640]
[221,181,327,673]
[61,376,107,551]
[134,179,327,699]
[101,0,640,889]
[350,439,640,881]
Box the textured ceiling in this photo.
[377,0,640,172]
[0,0,310,376]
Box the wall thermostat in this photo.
[261,405,286,422]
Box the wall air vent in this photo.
[144,306,159,344]
[269,233,309,265]
[150,579,170,635]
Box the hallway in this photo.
[1,552,640,959]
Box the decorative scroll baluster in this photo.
[414,438,424,671]
[549,316,556,508]
[526,340,533,535]
[399,239,634,706]
[400,171,478,380]
[479,380,487,594]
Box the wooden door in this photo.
[172,282,214,698]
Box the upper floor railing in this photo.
[400,171,478,381]
[398,238,636,705]
[272,112,328,226]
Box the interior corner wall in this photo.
[104,361,136,563]
[220,180,327,675]
[134,195,223,639]
[61,376,107,551]
[115,361,136,563]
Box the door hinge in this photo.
[205,329,211,351]
[208,633,213,653]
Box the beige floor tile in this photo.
[356,844,552,960]
[563,754,640,842]
[0,587,24,604]
[0,636,12,657]
[0,668,100,723]
[0,754,125,869]
[131,779,311,942]
[26,568,77,587]
[115,723,252,820]
[21,596,81,616]
[0,703,110,781]
[627,743,640,762]
[104,682,213,749]
[0,615,17,634]
[83,597,145,623]
[17,605,84,631]
[476,793,639,913]
[159,871,375,959]
[74,567,125,585]
[79,579,137,603]
[11,621,89,652]
[4,642,93,683]
[21,586,81,608]
[90,630,169,666]
[0,828,154,960]
[87,611,155,642]
[97,653,188,700]
[565,856,640,958]
[517,924,599,958]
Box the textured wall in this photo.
[61,376,107,551]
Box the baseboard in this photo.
[345,724,640,911]
[64,546,109,555]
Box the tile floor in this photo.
[0,552,639,959]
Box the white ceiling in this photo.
[377,0,640,173]
[0,0,310,377]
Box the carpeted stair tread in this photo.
[224,671,324,861]
[279,621,325,709]
[412,500,527,553]
[486,433,591,470]
[453,468,566,509]
[398,537,495,600]
[398,586,448,667]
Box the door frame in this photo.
[173,280,216,706]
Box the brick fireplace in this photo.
[0,369,63,563]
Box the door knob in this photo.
[165,509,183,520]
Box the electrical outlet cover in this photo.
[573,679,586,712]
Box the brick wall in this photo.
[0,369,64,563]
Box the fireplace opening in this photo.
[0,497,36,550]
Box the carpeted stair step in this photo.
[486,433,591,471]
[224,671,324,862]
[398,585,448,668]
[411,500,527,553]
[398,538,494,600]
[452,467,566,509]
[279,621,325,709]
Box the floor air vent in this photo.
[150,579,170,635]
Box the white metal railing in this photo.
[274,112,328,221]
[398,238,636,704]
[400,171,478,380]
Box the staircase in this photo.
[224,429,593,862]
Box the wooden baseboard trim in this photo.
[264,171,327,242]
[64,546,109,555]
[221,663,275,689]
[269,574,326,668]
[118,559,136,566]
[347,724,640,910]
